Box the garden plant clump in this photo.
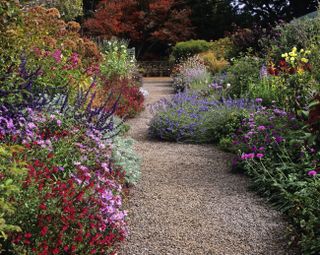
[171,55,212,93]
[0,1,142,254]
[149,92,257,143]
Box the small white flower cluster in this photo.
[139,87,149,97]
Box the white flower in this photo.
[226,83,231,88]
[139,87,149,97]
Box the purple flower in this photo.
[101,163,110,172]
[308,170,317,177]
[255,98,263,103]
[258,125,266,131]
[259,65,268,79]
[56,119,62,127]
[27,122,37,129]
[274,136,284,143]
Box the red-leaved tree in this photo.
[83,0,194,57]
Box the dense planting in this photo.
[0,1,142,254]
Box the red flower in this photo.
[40,226,48,236]
[52,248,60,254]
[39,203,47,210]
[24,233,32,239]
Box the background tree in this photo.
[185,0,237,40]
[233,0,318,25]
[83,0,194,58]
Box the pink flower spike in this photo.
[307,170,317,177]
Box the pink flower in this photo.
[308,170,317,177]
[241,153,255,160]
[256,153,264,159]
[247,153,255,159]
[52,49,62,63]
[258,125,266,131]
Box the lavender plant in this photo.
[149,92,258,143]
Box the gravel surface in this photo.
[120,78,295,255]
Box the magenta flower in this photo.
[52,49,62,63]
[258,125,266,131]
[241,153,255,160]
[308,170,317,177]
[247,153,255,159]
[256,153,264,159]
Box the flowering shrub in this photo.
[10,158,126,254]
[0,103,134,253]
[21,0,83,21]
[149,93,257,143]
[171,55,212,93]
[267,47,311,76]
[232,105,303,160]
[93,78,144,118]
[100,40,137,80]
[199,51,229,74]
[21,6,101,64]
[0,4,142,253]
[228,103,320,254]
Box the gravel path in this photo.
[120,78,295,255]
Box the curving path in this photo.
[120,77,295,255]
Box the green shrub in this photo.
[248,76,286,106]
[210,37,235,59]
[222,54,263,97]
[0,145,27,243]
[171,38,236,63]
[171,40,212,61]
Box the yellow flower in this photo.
[301,57,309,63]
[290,57,295,62]
[297,68,304,75]
[292,47,297,53]
[305,50,311,55]
[289,52,297,57]
[281,53,288,58]
[300,49,304,53]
